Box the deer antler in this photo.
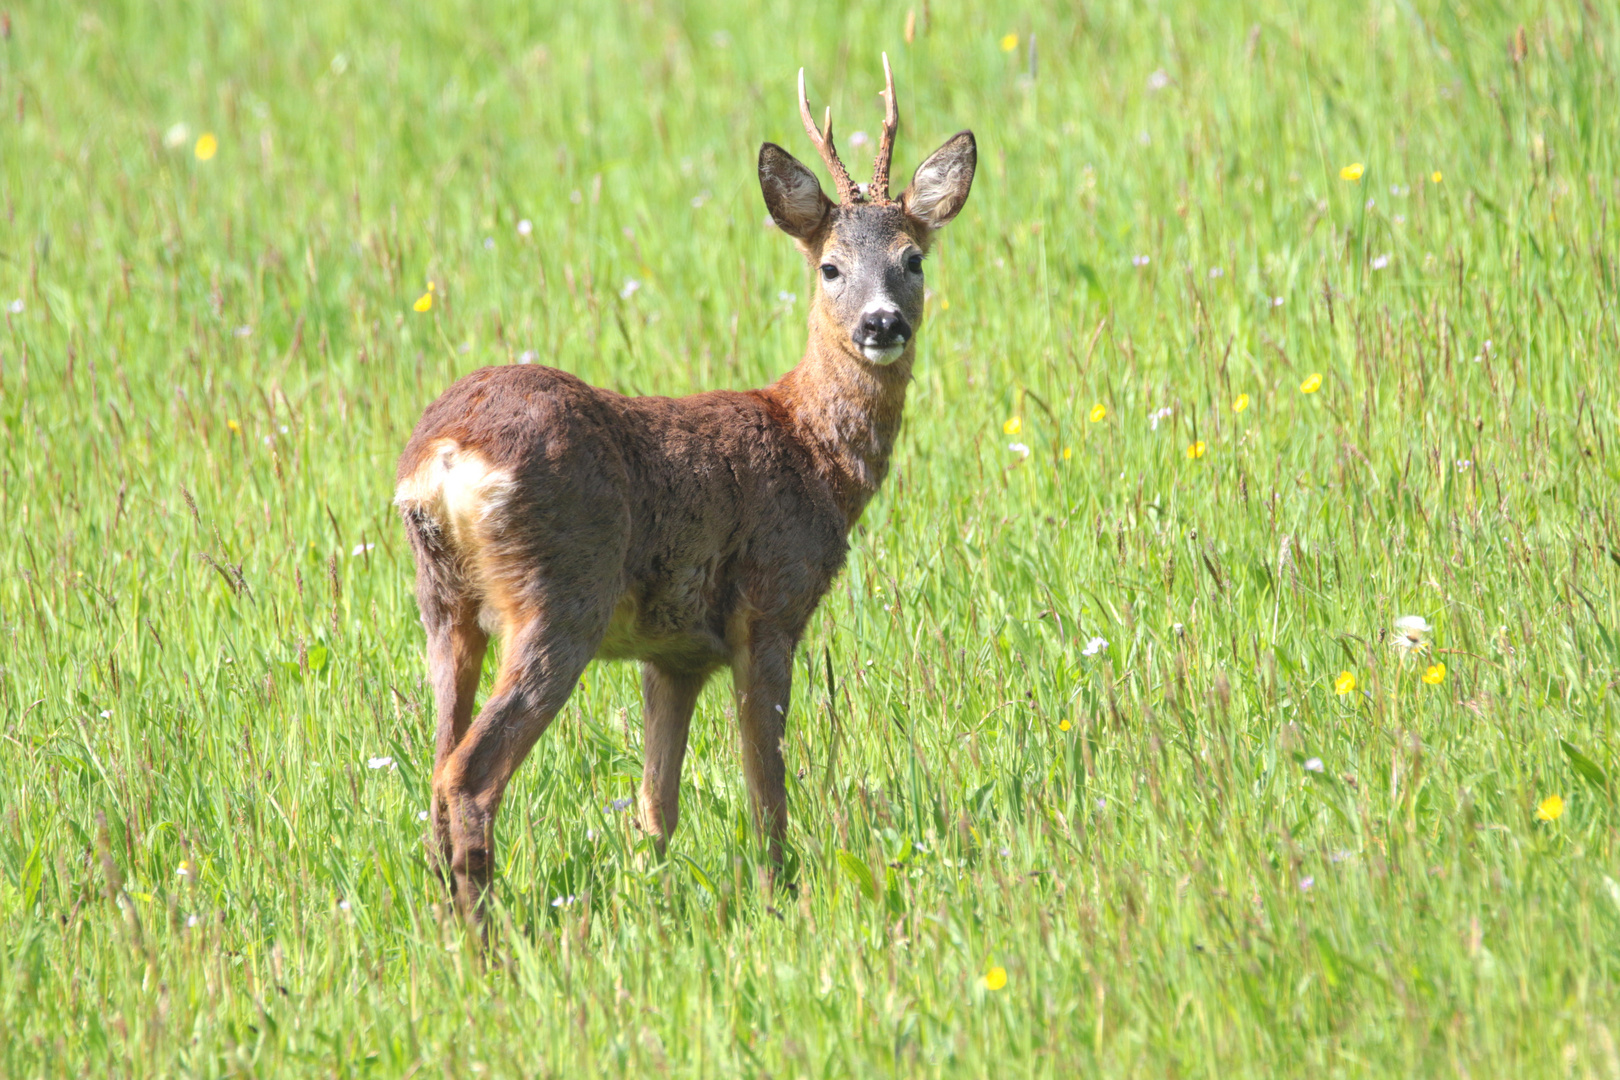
[799,67,859,205]
[870,53,899,204]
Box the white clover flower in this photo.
[1082,636,1109,657]
[517,218,533,236]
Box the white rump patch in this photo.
[395,439,515,549]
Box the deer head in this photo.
[758,55,976,366]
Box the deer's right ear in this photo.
[759,143,832,242]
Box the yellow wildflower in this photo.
[1430,171,1443,184]
[940,298,950,311]
[227,419,240,433]
[1003,416,1022,436]
[984,965,1008,990]
[194,132,218,161]
[1422,662,1446,685]
[1058,718,1071,732]
[176,859,197,878]
[414,292,433,312]
[1062,447,1073,460]
[1000,33,1018,52]
[1233,393,1250,413]
[1536,794,1564,822]
[1089,403,1106,423]
[1334,671,1356,696]
[1339,162,1364,182]
[1186,440,1207,460]
[1300,373,1323,394]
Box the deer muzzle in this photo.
[854,307,911,364]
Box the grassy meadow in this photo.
[4,0,1620,1075]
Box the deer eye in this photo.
[905,253,924,274]
[820,264,840,281]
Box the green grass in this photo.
[3,0,1620,1075]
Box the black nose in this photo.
[856,309,911,346]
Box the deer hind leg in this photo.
[422,599,488,873]
[436,602,602,926]
[732,631,794,874]
[638,663,709,856]
[402,511,490,872]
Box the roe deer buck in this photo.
[396,55,975,922]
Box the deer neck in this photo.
[769,310,913,529]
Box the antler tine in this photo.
[798,67,858,205]
[871,52,899,203]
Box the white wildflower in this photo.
[1007,441,1030,458]
[1082,636,1109,657]
[351,542,374,556]
[1304,757,1324,773]
[1393,615,1432,654]
[366,756,395,770]
[516,218,533,236]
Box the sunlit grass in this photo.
[2,0,1618,1075]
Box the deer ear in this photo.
[759,143,832,241]
[901,131,976,229]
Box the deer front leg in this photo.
[638,663,708,856]
[732,635,793,872]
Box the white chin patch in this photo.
[861,343,907,365]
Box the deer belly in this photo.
[594,567,730,667]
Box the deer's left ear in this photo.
[901,131,976,229]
